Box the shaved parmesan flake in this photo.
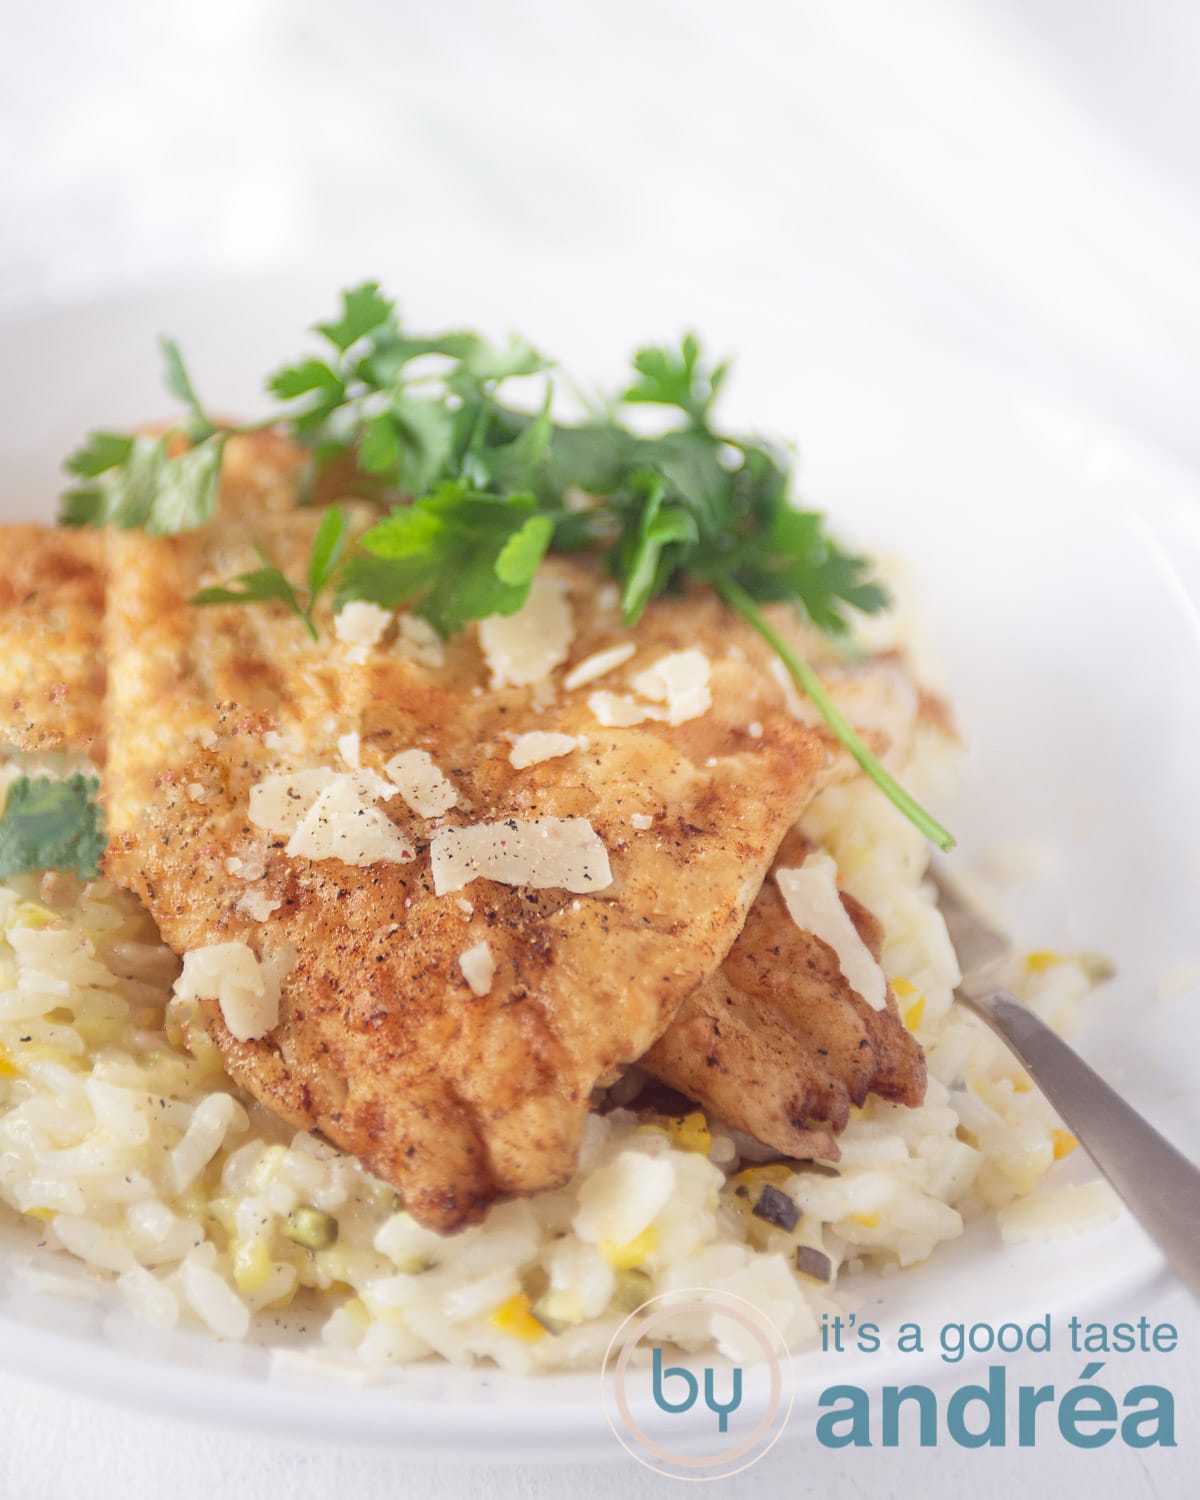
[630,813,654,831]
[587,651,712,730]
[249,769,341,835]
[587,691,649,728]
[458,941,496,996]
[174,941,297,1042]
[775,853,886,1010]
[478,575,573,689]
[508,732,580,770]
[334,602,391,663]
[455,898,474,917]
[236,889,281,923]
[249,768,396,837]
[563,642,636,691]
[430,817,612,896]
[632,649,712,725]
[337,732,361,769]
[396,613,445,670]
[286,780,415,867]
[385,749,458,817]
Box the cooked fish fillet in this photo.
[640,829,926,1160]
[1,435,935,1225]
[92,437,829,1230]
[0,527,106,766]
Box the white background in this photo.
[1,2,1198,1496]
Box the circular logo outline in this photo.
[600,1286,796,1480]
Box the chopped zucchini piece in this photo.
[282,1206,338,1249]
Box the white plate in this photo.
[0,262,1196,1457]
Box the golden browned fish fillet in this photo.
[640,828,926,1160]
[92,438,828,1230]
[0,436,934,1222]
[0,527,107,765]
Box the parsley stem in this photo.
[716,579,956,852]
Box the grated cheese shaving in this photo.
[236,889,282,923]
[630,813,654,831]
[586,651,712,730]
[631,649,711,725]
[285,779,415,867]
[384,749,458,817]
[395,613,446,670]
[174,941,297,1042]
[563,642,636,691]
[458,940,496,996]
[508,732,581,770]
[334,602,391,663]
[774,852,886,1010]
[430,817,612,896]
[337,732,361,769]
[587,691,649,728]
[478,575,574,689]
[249,768,396,837]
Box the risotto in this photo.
[0,723,1118,1373]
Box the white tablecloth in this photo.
[1,3,1198,1495]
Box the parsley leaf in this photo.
[58,294,953,848]
[315,282,396,352]
[192,505,349,641]
[0,773,106,880]
[60,433,225,534]
[623,333,729,429]
[340,483,551,635]
[64,431,135,479]
[160,338,216,440]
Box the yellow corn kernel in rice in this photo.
[636,1110,710,1153]
[489,1292,546,1343]
[8,901,59,931]
[600,1225,658,1269]
[671,1111,711,1153]
[1051,1129,1079,1160]
[24,1207,56,1222]
[1025,951,1062,975]
[1011,1074,1032,1094]
[902,996,925,1031]
[0,1044,18,1078]
[850,1212,880,1228]
[730,1163,795,1192]
[232,1237,273,1294]
[890,978,917,998]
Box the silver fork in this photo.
[930,859,1200,1300]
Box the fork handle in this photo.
[963,986,1200,1300]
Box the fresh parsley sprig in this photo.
[57,283,954,850]
[191,504,349,641]
[0,773,106,881]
